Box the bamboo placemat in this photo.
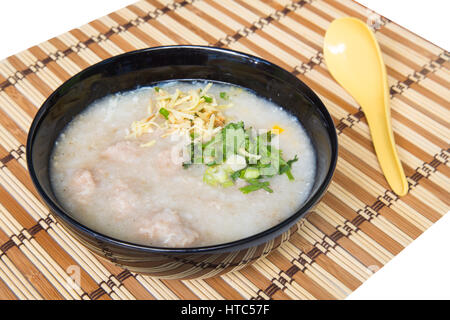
[0,0,448,300]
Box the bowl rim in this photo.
[26,45,338,254]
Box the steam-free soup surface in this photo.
[50,81,316,247]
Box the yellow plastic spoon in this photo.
[323,17,408,196]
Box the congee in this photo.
[50,81,316,247]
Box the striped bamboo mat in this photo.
[0,0,448,300]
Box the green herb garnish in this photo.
[182,162,191,169]
[239,180,273,194]
[190,131,200,140]
[204,166,234,187]
[220,92,229,100]
[154,86,160,92]
[279,155,298,181]
[182,121,298,194]
[241,167,260,180]
[159,107,170,119]
[230,169,243,181]
[201,95,213,103]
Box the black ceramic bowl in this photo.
[27,45,337,279]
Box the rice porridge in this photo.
[50,81,316,247]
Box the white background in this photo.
[0,0,448,300]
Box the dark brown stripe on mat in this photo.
[28,223,44,236]
[88,286,108,300]
[0,154,14,167]
[254,265,300,299]
[0,205,134,299]
[116,270,133,282]
[0,0,444,137]
[210,2,446,141]
[333,50,449,135]
[3,0,438,145]
[38,215,128,296]
[0,146,24,167]
[106,279,116,289]
[214,0,310,47]
[0,239,16,257]
[390,51,450,96]
[205,2,446,140]
[257,147,449,299]
[0,219,48,257]
[0,0,192,94]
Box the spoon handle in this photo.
[364,104,409,196]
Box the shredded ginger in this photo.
[127,83,231,146]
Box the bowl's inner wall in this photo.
[31,47,334,217]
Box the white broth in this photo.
[50,81,316,247]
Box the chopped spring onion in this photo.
[183,121,298,194]
[230,170,242,181]
[239,180,273,194]
[159,107,170,119]
[203,166,234,187]
[279,155,298,181]
[201,95,213,103]
[220,92,229,100]
[241,167,260,180]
